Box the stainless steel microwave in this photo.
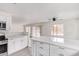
[0,22,6,30]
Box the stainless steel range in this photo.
[0,34,8,54]
[0,44,7,54]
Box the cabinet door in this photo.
[8,39,15,55]
[14,38,21,52]
[50,45,59,56]
[50,45,64,56]
[32,41,37,56]
[21,36,28,48]
[37,42,49,56]
[57,46,64,56]
[14,37,27,52]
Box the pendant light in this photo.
[52,17,56,21]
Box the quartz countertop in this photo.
[31,36,79,51]
[7,33,27,39]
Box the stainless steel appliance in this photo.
[0,44,7,54]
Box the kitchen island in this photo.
[31,36,79,56]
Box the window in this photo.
[51,24,64,37]
[25,26,41,37]
[32,26,40,37]
[51,24,64,43]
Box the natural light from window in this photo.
[51,24,64,43]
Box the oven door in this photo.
[0,44,7,54]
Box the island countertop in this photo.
[31,36,79,51]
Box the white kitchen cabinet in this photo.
[14,38,21,52]
[37,42,49,56]
[32,41,37,56]
[50,45,64,56]
[32,41,63,56]
[15,36,27,52]
[50,45,59,56]
[8,39,15,55]
[32,39,78,56]
[20,36,28,49]
[32,41,50,56]
[8,36,28,55]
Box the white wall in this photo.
[64,19,77,40]
[9,16,25,34]
[0,11,11,16]
[40,22,51,36]
[76,20,79,40]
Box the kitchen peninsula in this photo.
[31,36,79,56]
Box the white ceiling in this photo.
[0,3,79,24]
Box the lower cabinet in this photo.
[36,42,49,56]
[32,41,37,56]
[50,45,58,56]
[32,41,64,56]
[32,41,50,56]
[32,41,77,56]
[8,36,28,55]
[8,39,15,55]
[50,45,64,56]
[14,38,21,52]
